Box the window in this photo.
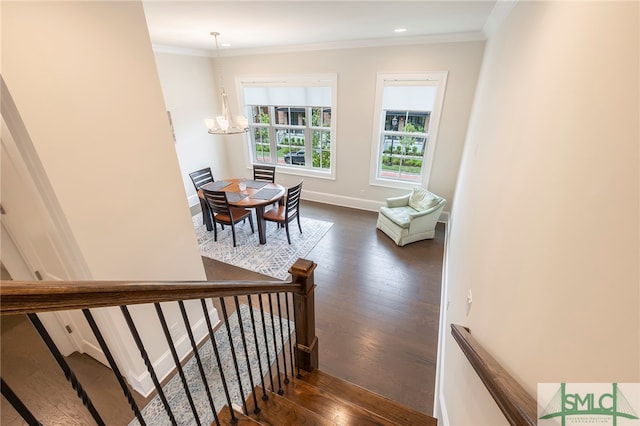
[240,75,336,178]
[369,72,447,188]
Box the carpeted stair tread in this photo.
[217,405,263,425]
[299,369,437,426]
[245,386,334,425]
[275,373,397,425]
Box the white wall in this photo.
[438,2,640,424]
[2,1,211,396]
[212,41,485,212]
[153,52,228,208]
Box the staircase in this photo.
[1,259,438,426]
[1,259,539,426]
[218,370,436,426]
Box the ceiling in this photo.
[142,1,497,56]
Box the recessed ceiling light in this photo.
[394,28,407,33]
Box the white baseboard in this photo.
[438,210,449,224]
[301,190,450,223]
[433,220,451,422]
[190,189,382,212]
[301,190,384,212]
[188,193,200,208]
[436,387,450,426]
[189,189,450,223]
[128,308,220,397]
[81,339,109,367]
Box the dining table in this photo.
[198,178,285,245]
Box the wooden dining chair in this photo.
[263,180,303,244]
[189,167,214,189]
[253,164,276,183]
[254,164,281,207]
[201,189,254,247]
[189,167,215,229]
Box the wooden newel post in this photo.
[289,258,318,373]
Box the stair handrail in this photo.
[1,258,319,372]
[0,259,318,371]
[1,257,313,301]
[1,258,318,371]
[1,279,299,314]
[1,258,319,425]
[450,324,537,426]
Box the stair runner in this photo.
[217,369,437,426]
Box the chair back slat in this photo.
[201,188,253,247]
[253,165,276,183]
[189,168,214,190]
[285,181,303,220]
[201,189,231,216]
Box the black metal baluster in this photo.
[258,295,275,393]
[120,306,177,426]
[233,297,260,414]
[275,293,289,384]
[26,313,106,426]
[82,309,146,426]
[246,296,268,401]
[285,293,295,378]
[1,378,43,426]
[154,303,202,426]
[178,301,219,426]
[292,300,301,378]
[219,298,249,415]
[267,294,283,395]
[200,299,237,425]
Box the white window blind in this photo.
[243,86,331,107]
[382,83,437,111]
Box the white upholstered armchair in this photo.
[376,187,446,246]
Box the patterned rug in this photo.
[129,303,294,426]
[192,212,333,280]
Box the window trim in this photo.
[238,74,338,180]
[368,71,448,190]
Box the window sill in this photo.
[369,177,424,191]
[248,164,336,180]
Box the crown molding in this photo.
[152,31,487,58]
[483,0,518,38]
[152,44,211,57]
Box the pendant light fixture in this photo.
[205,32,249,135]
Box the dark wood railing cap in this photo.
[289,258,316,277]
[289,258,316,295]
[1,257,322,315]
[0,280,301,315]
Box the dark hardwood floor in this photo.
[1,200,444,424]
[203,200,444,414]
[298,201,443,413]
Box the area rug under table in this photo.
[192,212,333,280]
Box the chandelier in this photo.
[205,32,248,135]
